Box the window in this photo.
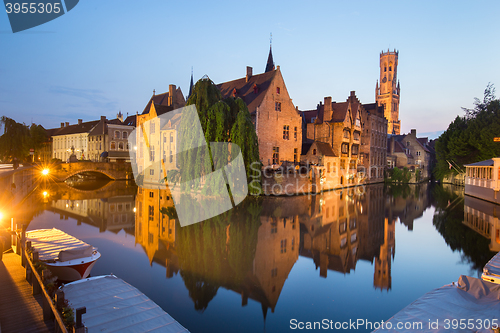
[275,102,281,111]
[294,127,297,140]
[294,148,298,163]
[353,131,360,141]
[169,152,173,163]
[271,267,278,277]
[343,130,350,139]
[349,159,356,169]
[170,133,174,142]
[118,142,124,150]
[148,205,154,221]
[150,122,155,134]
[340,159,346,170]
[272,147,280,165]
[280,239,287,254]
[351,144,358,155]
[163,135,167,143]
[283,125,289,140]
[110,141,116,150]
[416,151,421,156]
[327,162,330,173]
[123,132,128,139]
[149,191,154,198]
[114,131,120,139]
[149,145,155,162]
[312,149,317,155]
[271,221,277,234]
[126,142,130,150]
[341,143,349,154]
[406,141,410,147]
[150,169,154,175]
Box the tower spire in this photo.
[188,67,194,98]
[265,33,275,73]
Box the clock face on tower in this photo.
[382,77,387,83]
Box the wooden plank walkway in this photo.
[0,251,54,333]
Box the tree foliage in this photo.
[434,84,500,180]
[177,77,261,195]
[0,116,47,161]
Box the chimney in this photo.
[100,116,106,122]
[246,66,252,82]
[168,84,176,106]
[61,122,64,128]
[411,129,416,137]
[324,97,332,121]
[78,119,82,125]
[65,122,69,127]
[390,136,395,154]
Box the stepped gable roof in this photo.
[217,70,276,115]
[314,141,336,157]
[53,120,99,136]
[331,102,349,123]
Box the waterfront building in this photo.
[464,157,500,205]
[51,119,99,161]
[87,112,136,162]
[463,195,500,252]
[302,92,365,187]
[360,103,387,183]
[387,129,433,180]
[136,85,185,185]
[376,49,401,135]
[217,48,302,167]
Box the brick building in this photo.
[217,48,302,167]
[360,103,387,183]
[387,129,433,180]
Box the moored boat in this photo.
[25,228,100,281]
[482,251,500,284]
[60,275,190,332]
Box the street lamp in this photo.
[42,168,49,176]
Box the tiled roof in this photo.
[465,159,495,167]
[300,110,318,124]
[315,141,336,157]
[217,70,276,114]
[141,88,185,115]
[52,120,99,136]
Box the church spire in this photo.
[265,33,275,73]
[188,67,194,98]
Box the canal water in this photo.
[22,181,497,332]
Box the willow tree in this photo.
[176,77,261,196]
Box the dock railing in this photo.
[19,226,88,333]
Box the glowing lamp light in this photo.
[43,191,48,197]
[133,207,136,213]
[0,211,3,220]
[42,169,49,176]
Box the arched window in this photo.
[114,131,120,139]
[118,142,124,150]
[313,149,317,155]
[110,141,116,150]
[122,131,128,139]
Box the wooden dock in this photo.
[0,251,54,333]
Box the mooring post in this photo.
[73,307,87,333]
[20,224,26,267]
[32,251,41,295]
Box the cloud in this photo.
[49,86,117,110]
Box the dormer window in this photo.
[253,84,258,94]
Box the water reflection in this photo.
[21,180,498,332]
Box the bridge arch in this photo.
[61,170,116,181]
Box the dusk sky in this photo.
[1,0,498,138]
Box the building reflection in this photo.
[46,181,136,233]
[463,195,500,252]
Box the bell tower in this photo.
[376,50,400,135]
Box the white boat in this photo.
[25,228,101,281]
[482,251,500,284]
[61,275,190,332]
[374,275,500,333]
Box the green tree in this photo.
[0,116,30,161]
[434,84,500,180]
[176,77,261,195]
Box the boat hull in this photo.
[45,251,101,282]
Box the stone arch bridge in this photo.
[48,162,133,182]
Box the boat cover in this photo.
[26,228,95,262]
[62,275,190,333]
[483,251,500,277]
[374,275,500,333]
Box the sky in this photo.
[1,0,499,139]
